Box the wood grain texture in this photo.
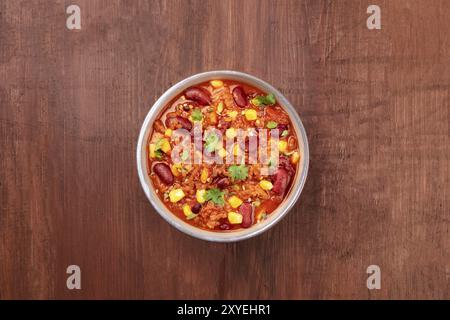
[0,0,449,299]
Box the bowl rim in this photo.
[136,70,309,242]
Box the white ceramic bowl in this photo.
[137,71,309,242]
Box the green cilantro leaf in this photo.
[281,130,289,137]
[251,93,276,106]
[154,149,164,159]
[204,132,220,152]
[266,93,276,105]
[228,164,248,181]
[204,188,225,206]
[266,121,278,129]
[154,138,169,159]
[191,108,203,121]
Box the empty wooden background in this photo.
[0,0,449,299]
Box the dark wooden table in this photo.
[0,0,449,299]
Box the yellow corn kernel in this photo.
[183,204,193,217]
[244,109,257,121]
[227,110,238,119]
[209,112,218,124]
[169,189,185,203]
[291,151,300,164]
[218,148,227,158]
[228,211,243,224]
[171,164,182,177]
[196,189,206,203]
[210,80,223,88]
[278,140,288,153]
[164,129,172,137]
[149,143,156,158]
[158,138,171,153]
[233,144,240,156]
[200,168,208,183]
[228,196,243,209]
[217,102,224,114]
[226,128,237,139]
[259,180,273,190]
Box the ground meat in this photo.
[199,201,227,229]
[248,164,261,180]
[239,182,270,201]
[212,85,236,109]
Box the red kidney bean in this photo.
[165,116,178,130]
[232,86,247,107]
[240,203,253,228]
[153,162,174,185]
[278,155,295,176]
[185,87,211,105]
[272,168,290,195]
[191,203,202,214]
[165,115,192,131]
[176,116,193,130]
[276,124,288,132]
[216,177,230,189]
[166,111,178,118]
